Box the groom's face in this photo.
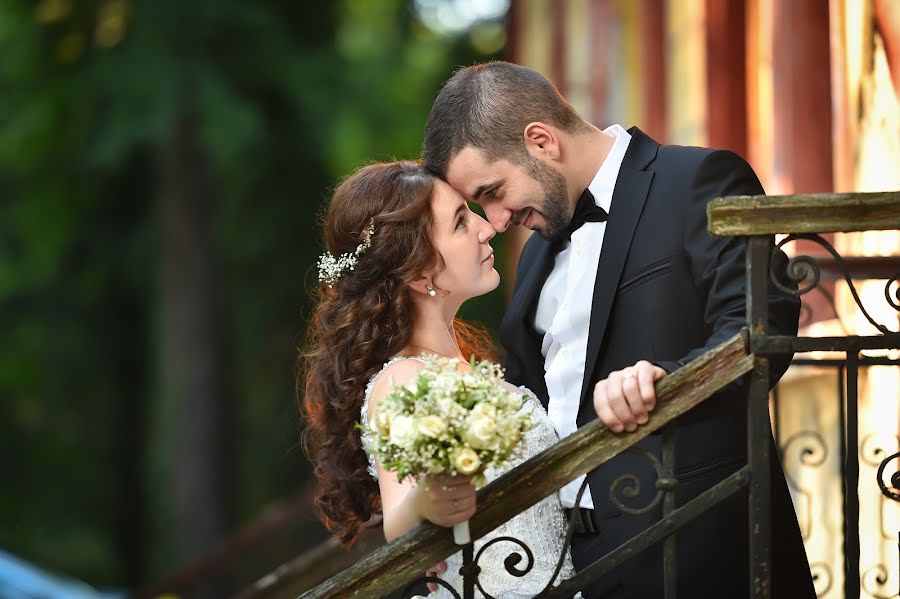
[445,146,570,241]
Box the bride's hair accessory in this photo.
[317,220,376,287]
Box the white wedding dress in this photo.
[360,356,580,598]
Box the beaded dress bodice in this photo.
[360,356,578,598]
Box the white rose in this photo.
[436,398,464,419]
[417,415,447,438]
[389,415,416,448]
[463,415,499,450]
[453,447,482,475]
[470,401,497,420]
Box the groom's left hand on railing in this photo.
[425,559,448,592]
[593,360,666,433]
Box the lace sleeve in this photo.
[360,374,380,480]
[360,356,426,480]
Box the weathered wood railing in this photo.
[706,191,900,235]
[241,190,900,599]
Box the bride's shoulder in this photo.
[496,379,521,394]
[366,357,426,413]
[496,378,531,397]
[499,380,543,407]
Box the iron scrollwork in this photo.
[875,450,900,504]
[472,536,535,599]
[779,430,828,541]
[859,435,900,599]
[861,564,897,599]
[886,274,900,312]
[609,447,677,516]
[809,561,833,597]
[861,434,900,543]
[773,242,821,296]
[401,477,590,598]
[535,475,593,595]
[770,233,900,334]
[401,576,462,599]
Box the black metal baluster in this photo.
[662,423,678,599]
[747,236,772,599]
[461,542,475,599]
[844,352,860,599]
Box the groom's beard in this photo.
[524,155,569,241]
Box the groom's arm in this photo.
[653,149,800,384]
[592,150,799,433]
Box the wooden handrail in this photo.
[246,330,752,599]
[707,191,900,236]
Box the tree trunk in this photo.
[157,114,232,598]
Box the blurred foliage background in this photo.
[0,0,507,595]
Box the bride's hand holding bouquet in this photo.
[410,473,476,527]
[363,356,533,544]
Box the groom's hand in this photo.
[424,560,448,592]
[593,360,666,433]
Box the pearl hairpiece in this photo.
[317,220,376,288]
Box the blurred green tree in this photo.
[0,0,506,595]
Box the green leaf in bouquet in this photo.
[416,375,429,397]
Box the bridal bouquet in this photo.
[363,356,533,543]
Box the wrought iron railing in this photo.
[708,191,900,599]
[743,195,900,599]
[774,357,900,598]
[241,191,900,599]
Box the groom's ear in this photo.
[523,122,560,161]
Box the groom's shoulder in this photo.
[653,141,718,170]
[654,142,752,174]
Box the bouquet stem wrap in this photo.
[453,520,471,545]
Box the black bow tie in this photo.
[563,189,607,240]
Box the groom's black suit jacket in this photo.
[500,128,815,598]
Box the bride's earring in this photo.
[426,285,437,297]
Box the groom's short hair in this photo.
[423,61,586,177]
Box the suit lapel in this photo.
[501,236,556,404]
[579,128,658,405]
[506,238,555,325]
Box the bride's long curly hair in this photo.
[300,160,496,546]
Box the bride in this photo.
[301,160,579,597]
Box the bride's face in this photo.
[429,179,500,300]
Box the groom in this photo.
[422,62,815,598]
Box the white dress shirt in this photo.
[534,124,632,509]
